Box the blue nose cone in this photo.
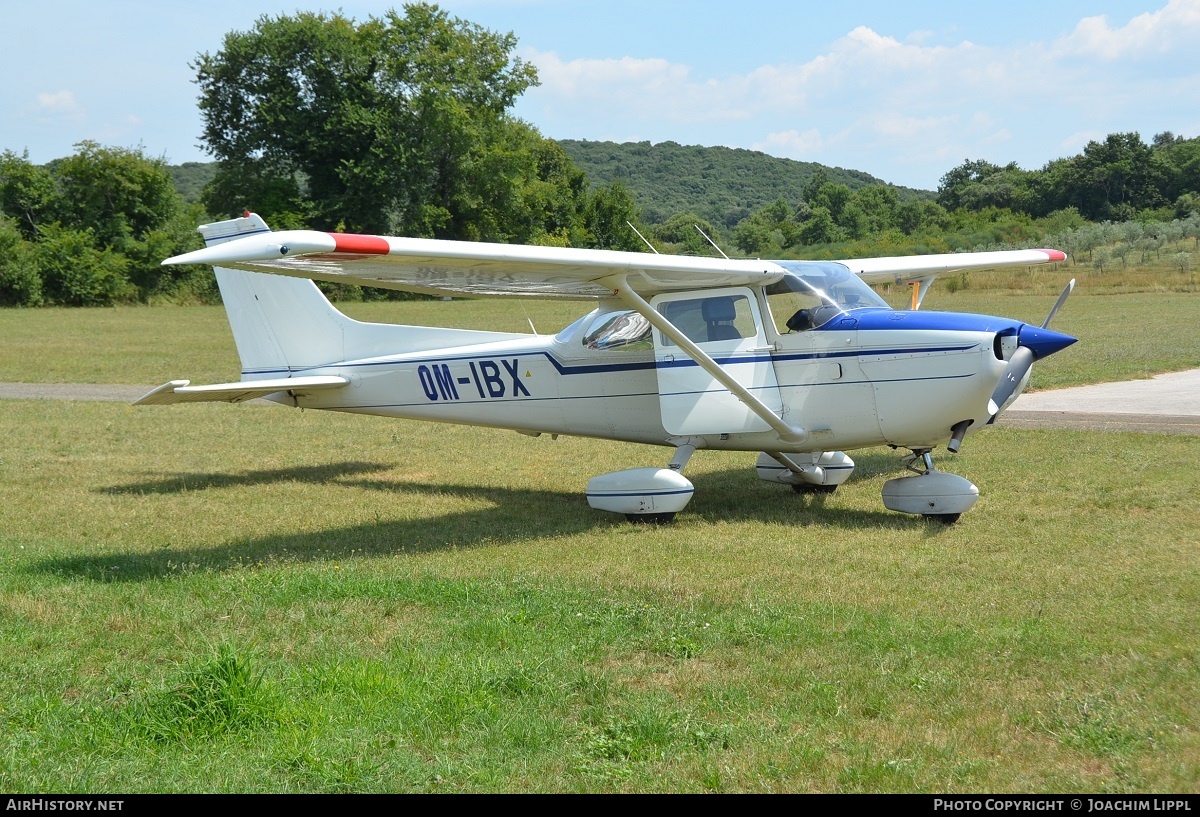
[1018,324,1077,360]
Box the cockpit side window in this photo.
[766,283,826,334]
[766,264,890,333]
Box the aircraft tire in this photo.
[923,513,961,525]
[625,512,677,524]
[791,483,837,495]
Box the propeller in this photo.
[1040,278,1075,329]
[988,279,1076,419]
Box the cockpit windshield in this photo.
[766,261,890,333]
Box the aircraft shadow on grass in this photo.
[31,451,948,583]
[97,461,393,495]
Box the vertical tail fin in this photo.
[202,214,348,378]
[198,214,529,380]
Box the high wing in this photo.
[834,248,1068,308]
[837,249,1068,284]
[163,217,788,299]
[163,213,1067,301]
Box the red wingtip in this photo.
[329,233,390,254]
[1041,249,1067,262]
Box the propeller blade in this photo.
[1041,278,1076,328]
[986,280,1077,426]
[990,345,1034,414]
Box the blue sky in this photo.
[3,0,1198,190]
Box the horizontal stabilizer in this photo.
[134,376,348,406]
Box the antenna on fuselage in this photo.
[520,303,539,335]
[694,224,730,259]
[627,221,659,254]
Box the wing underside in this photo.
[164,228,788,299]
[163,215,1068,299]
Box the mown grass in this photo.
[0,397,1197,792]
[0,276,1197,792]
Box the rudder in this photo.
[199,214,530,379]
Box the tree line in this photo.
[2,4,1198,307]
[0,143,210,306]
[702,132,1200,261]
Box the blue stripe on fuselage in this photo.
[242,309,1013,379]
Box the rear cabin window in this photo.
[582,310,653,351]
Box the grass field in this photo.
[0,287,1197,792]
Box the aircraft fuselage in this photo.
[277,297,1043,457]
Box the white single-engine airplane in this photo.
[141,212,1076,523]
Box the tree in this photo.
[582,182,644,251]
[796,206,842,245]
[896,199,948,235]
[1157,137,1200,202]
[1044,133,1167,220]
[937,159,1003,211]
[50,142,204,299]
[0,150,58,240]
[194,5,545,238]
[0,216,42,306]
[53,142,180,249]
[651,212,721,256]
[850,185,900,234]
[0,143,204,305]
[34,224,131,306]
[806,181,852,224]
[733,197,798,255]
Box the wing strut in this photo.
[601,274,808,444]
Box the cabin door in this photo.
[650,287,782,436]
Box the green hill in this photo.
[558,139,934,228]
[167,162,218,204]
[166,141,933,228]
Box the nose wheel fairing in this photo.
[881,451,978,523]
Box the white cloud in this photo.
[870,114,959,140]
[521,6,1198,188]
[755,128,824,158]
[35,90,84,121]
[1055,0,1200,60]
[530,51,688,95]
